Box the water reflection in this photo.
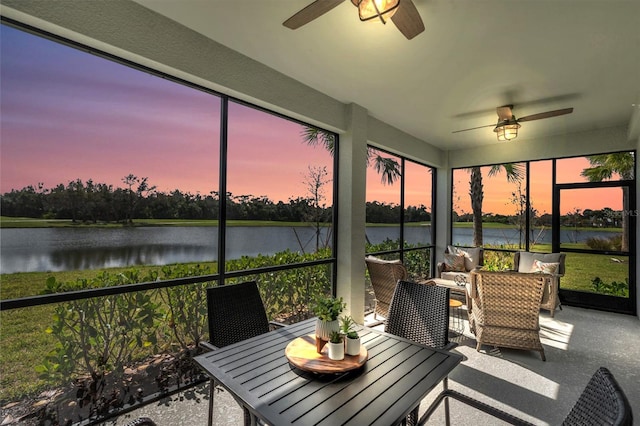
[1,225,618,274]
[48,245,216,271]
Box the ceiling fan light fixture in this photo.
[494,119,521,141]
[357,0,400,24]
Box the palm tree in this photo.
[301,127,401,185]
[581,152,634,251]
[468,164,525,247]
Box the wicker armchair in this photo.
[203,281,284,426]
[468,270,547,361]
[421,367,632,425]
[513,251,566,317]
[384,280,454,425]
[365,256,408,319]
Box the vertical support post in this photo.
[337,103,368,323]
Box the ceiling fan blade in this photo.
[518,108,574,123]
[283,0,345,29]
[452,123,497,133]
[391,0,425,40]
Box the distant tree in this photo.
[301,127,401,185]
[581,152,634,251]
[303,165,331,250]
[468,164,524,246]
[121,174,156,224]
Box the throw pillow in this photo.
[443,253,466,272]
[448,245,481,271]
[517,252,562,273]
[530,260,560,274]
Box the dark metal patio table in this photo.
[193,317,462,425]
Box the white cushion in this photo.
[441,271,470,281]
[517,252,562,273]
[530,260,560,274]
[448,246,482,271]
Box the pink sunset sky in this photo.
[0,24,625,215]
[0,24,333,205]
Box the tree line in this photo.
[0,175,431,224]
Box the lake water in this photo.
[0,225,618,273]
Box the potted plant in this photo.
[328,331,344,360]
[313,295,346,342]
[340,315,361,356]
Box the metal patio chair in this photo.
[384,280,454,425]
[202,281,284,426]
[421,367,632,425]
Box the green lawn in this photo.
[0,237,631,403]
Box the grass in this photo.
[0,238,631,403]
[1,306,56,400]
[0,263,203,402]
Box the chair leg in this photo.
[420,389,535,426]
[407,406,418,425]
[444,377,451,426]
[208,379,215,426]
[539,349,546,362]
[242,407,253,426]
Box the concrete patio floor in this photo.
[105,305,639,425]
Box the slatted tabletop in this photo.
[194,317,462,426]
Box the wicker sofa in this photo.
[468,270,548,361]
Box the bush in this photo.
[482,249,514,271]
[591,276,629,297]
[158,264,214,350]
[39,271,162,383]
[366,238,431,280]
[585,237,613,250]
[586,234,622,251]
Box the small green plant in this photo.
[329,330,343,344]
[313,295,345,321]
[591,276,629,297]
[339,315,358,339]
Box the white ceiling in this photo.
[134,0,639,151]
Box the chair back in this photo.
[365,256,408,318]
[563,367,633,426]
[470,271,545,330]
[384,280,450,350]
[514,251,566,275]
[207,281,270,348]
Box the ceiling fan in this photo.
[283,0,425,40]
[452,105,574,141]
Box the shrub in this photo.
[585,237,613,251]
[482,249,514,271]
[591,276,629,297]
[39,271,162,383]
[158,264,214,350]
